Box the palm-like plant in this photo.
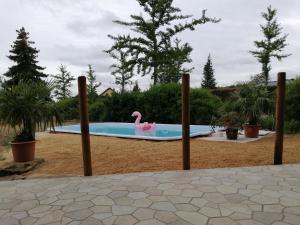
[234,84,270,125]
[0,82,61,142]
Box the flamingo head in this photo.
[131,111,141,118]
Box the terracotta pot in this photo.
[243,125,260,138]
[226,128,238,140]
[11,141,36,162]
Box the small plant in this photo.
[218,112,241,140]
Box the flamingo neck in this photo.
[135,115,141,125]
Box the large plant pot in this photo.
[226,128,238,140]
[11,141,36,162]
[243,125,260,138]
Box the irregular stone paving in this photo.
[0,164,300,225]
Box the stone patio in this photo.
[0,164,300,225]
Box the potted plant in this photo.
[218,112,241,140]
[235,84,270,138]
[0,82,60,162]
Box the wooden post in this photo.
[182,74,190,170]
[78,76,92,176]
[274,72,286,165]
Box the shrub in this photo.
[89,98,106,122]
[260,114,275,130]
[142,83,181,123]
[286,77,300,121]
[285,120,300,134]
[56,97,79,121]
[190,88,222,124]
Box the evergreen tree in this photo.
[250,5,290,86]
[106,0,220,86]
[109,49,135,93]
[3,27,47,87]
[86,64,101,98]
[158,39,194,83]
[201,54,216,89]
[132,81,141,92]
[52,65,75,100]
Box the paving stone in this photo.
[133,208,155,220]
[284,206,300,215]
[208,217,238,225]
[203,193,227,203]
[176,211,208,225]
[154,211,178,223]
[90,206,111,213]
[128,192,149,199]
[216,185,238,194]
[108,191,128,199]
[62,201,94,212]
[168,196,191,204]
[113,215,137,225]
[253,211,283,224]
[190,198,208,208]
[20,216,38,225]
[28,205,52,214]
[263,204,284,213]
[80,217,104,225]
[12,200,39,212]
[250,194,279,204]
[181,189,203,197]
[115,197,134,206]
[283,213,300,225]
[112,205,136,215]
[33,210,64,225]
[135,219,166,225]
[65,209,93,220]
[150,202,176,212]
[238,220,265,225]
[92,196,114,206]
[133,198,152,207]
[51,199,73,206]
[199,206,221,217]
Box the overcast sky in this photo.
[0,0,299,94]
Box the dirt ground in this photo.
[1,133,300,177]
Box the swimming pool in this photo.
[53,123,216,141]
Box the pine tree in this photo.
[105,0,220,86]
[3,27,47,87]
[250,5,290,86]
[201,54,216,89]
[132,81,141,92]
[109,49,135,93]
[86,64,101,99]
[52,65,75,100]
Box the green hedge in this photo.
[285,77,300,133]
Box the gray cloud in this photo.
[0,0,299,92]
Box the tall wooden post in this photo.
[182,74,190,170]
[78,76,92,176]
[274,72,286,165]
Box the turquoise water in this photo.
[54,123,215,140]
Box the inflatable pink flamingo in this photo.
[131,111,156,135]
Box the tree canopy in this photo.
[106,0,220,85]
[201,54,216,89]
[86,64,101,98]
[3,27,47,87]
[52,65,75,100]
[250,5,290,86]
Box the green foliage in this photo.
[55,97,79,121]
[106,0,220,85]
[86,64,101,100]
[0,82,61,142]
[143,83,181,123]
[285,77,300,133]
[201,54,216,88]
[3,27,47,87]
[218,112,242,129]
[250,6,290,86]
[234,84,270,125]
[132,81,141,92]
[105,91,141,122]
[89,98,106,122]
[285,120,300,134]
[106,49,134,93]
[286,77,300,121]
[158,39,194,83]
[190,88,222,125]
[104,83,222,125]
[260,114,275,130]
[52,65,75,100]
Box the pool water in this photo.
[54,122,216,141]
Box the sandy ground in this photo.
[1,133,300,177]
